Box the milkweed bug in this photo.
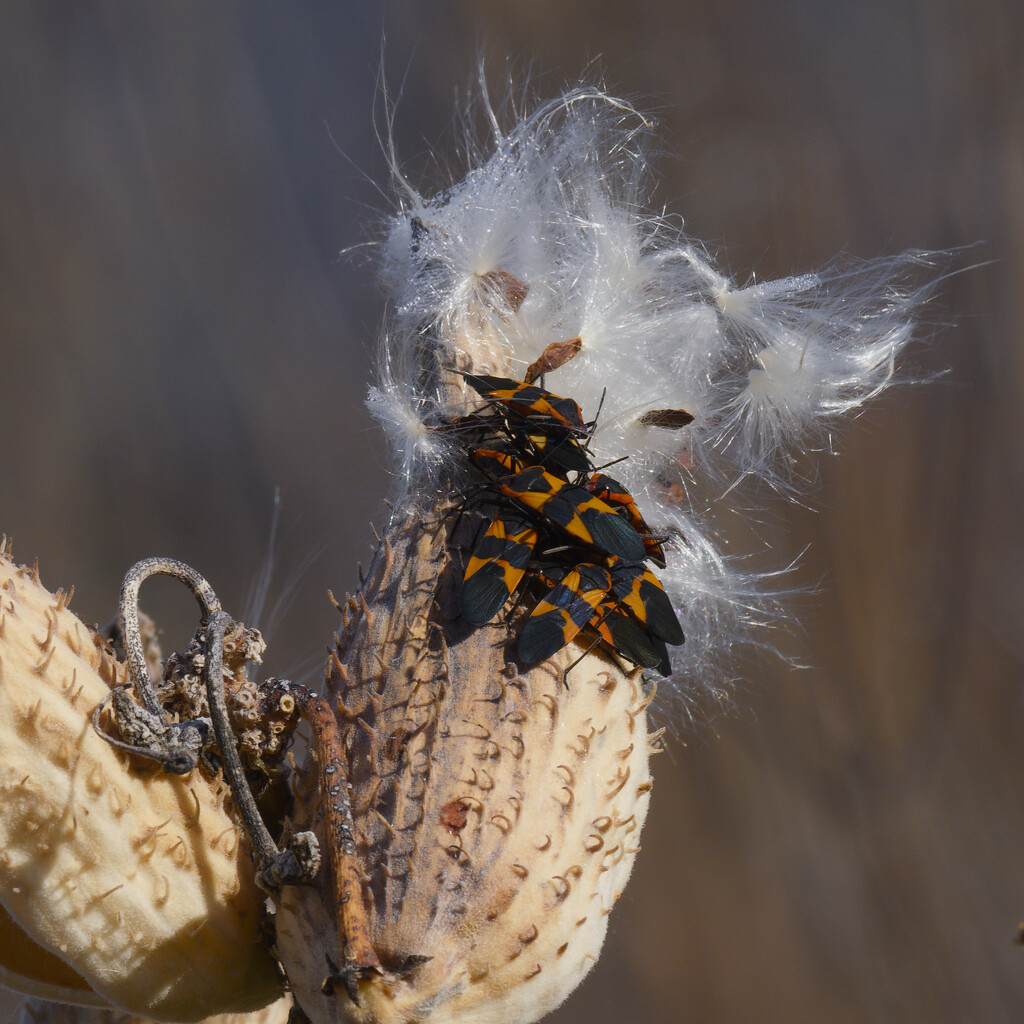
[459,381,685,678]
[590,602,673,676]
[496,465,648,563]
[454,372,593,476]
[452,405,589,477]
[606,558,685,646]
[470,447,526,479]
[518,564,613,664]
[586,473,667,567]
[470,449,647,562]
[514,424,591,476]
[463,374,588,435]
[552,595,674,678]
[462,511,540,625]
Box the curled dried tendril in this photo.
[90,557,387,1004]
[91,557,318,889]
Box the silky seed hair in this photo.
[369,82,946,706]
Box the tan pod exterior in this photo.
[0,902,107,1007]
[275,513,654,1024]
[0,546,280,1022]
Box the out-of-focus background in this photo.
[1,2,1021,1021]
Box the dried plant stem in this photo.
[118,559,220,718]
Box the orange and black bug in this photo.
[587,473,666,567]
[470,448,647,562]
[589,601,673,676]
[452,373,595,476]
[463,374,589,435]
[459,409,589,476]
[470,447,526,479]
[531,585,674,677]
[462,510,540,625]
[518,564,613,664]
[606,558,685,646]
[514,423,591,476]
[493,464,648,563]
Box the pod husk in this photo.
[0,545,280,1022]
[275,511,654,1024]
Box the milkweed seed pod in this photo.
[274,130,659,1020]
[274,510,656,1024]
[18,994,294,1024]
[0,543,280,1021]
[277,84,945,1023]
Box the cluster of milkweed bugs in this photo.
[453,371,685,677]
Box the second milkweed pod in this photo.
[0,902,104,1008]
[0,545,281,1023]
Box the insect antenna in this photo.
[592,455,630,474]
[586,387,608,432]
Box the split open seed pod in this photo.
[0,544,281,1021]
[273,283,657,1023]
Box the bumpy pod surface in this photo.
[0,546,280,1021]
[275,510,655,1024]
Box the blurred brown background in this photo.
[1,2,1021,1021]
